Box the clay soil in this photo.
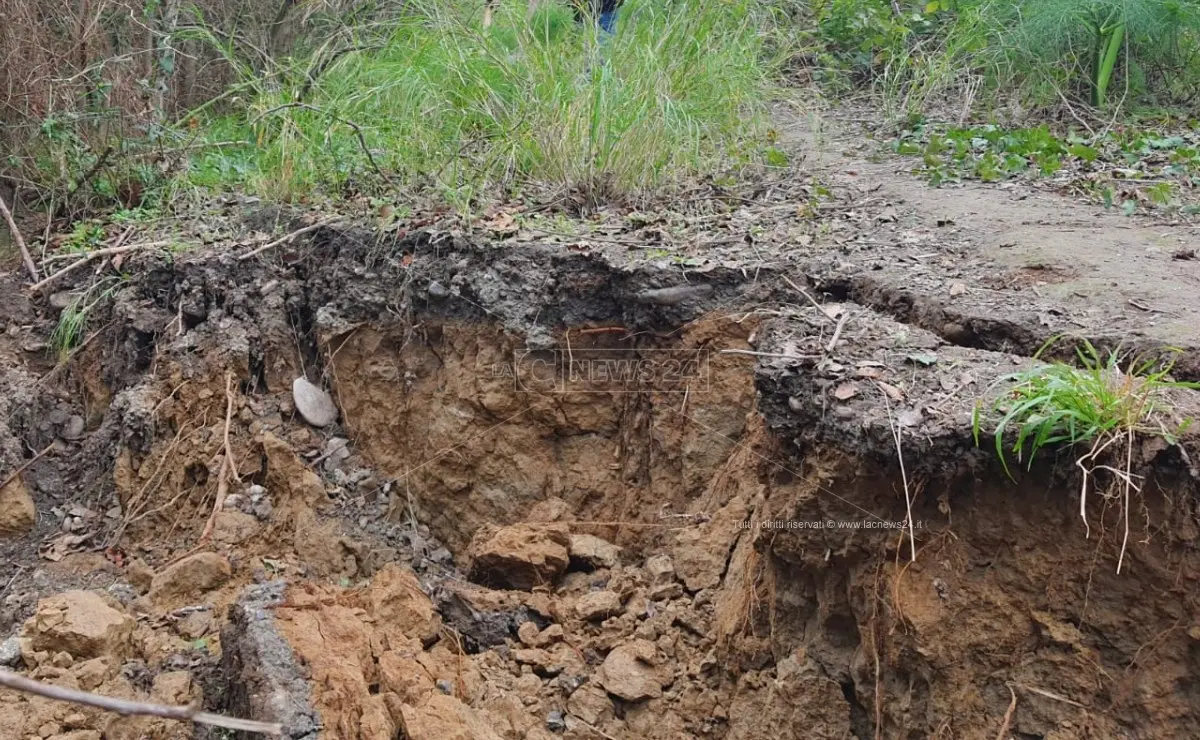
[1,110,1200,740]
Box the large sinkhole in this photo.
[3,222,1200,740]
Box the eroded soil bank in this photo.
[1,216,1199,740]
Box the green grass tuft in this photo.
[972,336,1198,478]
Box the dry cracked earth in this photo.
[1,110,1200,740]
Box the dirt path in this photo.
[778,103,1200,370]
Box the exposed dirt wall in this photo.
[2,220,1200,740]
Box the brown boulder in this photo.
[567,683,615,725]
[378,651,436,704]
[598,640,664,702]
[22,591,134,660]
[575,591,623,622]
[367,564,441,648]
[467,523,570,590]
[398,694,505,740]
[0,474,36,537]
[148,553,231,607]
[568,534,622,570]
[124,559,154,594]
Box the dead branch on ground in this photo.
[0,443,56,493]
[0,190,39,282]
[0,667,281,735]
[237,219,343,261]
[28,241,171,293]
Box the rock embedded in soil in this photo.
[0,474,36,537]
[368,563,442,647]
[398,693,505,740]
[644,555,675,585]
[60,415,85,441]
[566,683,615,725]
[467,523,571,590]
[146,552,231,608]
[21,591,134,661]
[48,291,76,310]
[292,376,338,427]
[575,591,622,622]
[567,534,622,570]
[0,635,20,666]
[671,496,748,592]
[598,640,664,702]
[124,559,154,593]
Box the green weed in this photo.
[973,337,1197,477]
[805,0,1200,124]
[972,335,1197,571]
[62,221,107,254]
[49,278,122,362]
[894,120,1200,212]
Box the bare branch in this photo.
[237,219,342,261]
[0,190,39,283]
[28,241,172,294]
[0,668,282,735]
[0,443,56,493]
[200,372,240,542]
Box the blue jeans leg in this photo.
[599,9,617,35]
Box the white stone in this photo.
[292,377,338,427]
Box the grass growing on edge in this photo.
[49,277,122,363]
[972,336,1199,572]
[187,0,786,209]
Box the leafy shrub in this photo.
[1001,0,1200,107]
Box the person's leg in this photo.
[598,7,617,35]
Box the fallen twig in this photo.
[826,310,852,353]
[780,275,832,322]
[995,684,1017,740]
[0,443,56,493]
[719,349,821,361]
[1014,683,1086,709]
[29,242,171,293]
[883,392,917,563]
[0,190,39,282]
[237,220,342,261]
[0,667,281,735]
[199,372,239,543]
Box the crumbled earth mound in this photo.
[1,164,1199,740]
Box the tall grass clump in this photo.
[997,0,1200,108]
[188,0,785,208]
[804,0,1200,124]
